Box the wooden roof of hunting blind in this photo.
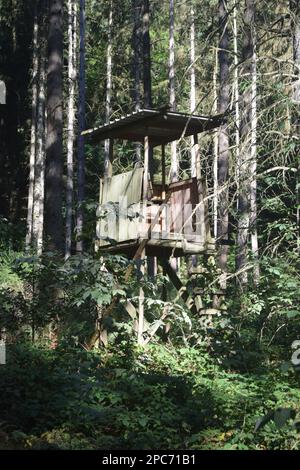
[83,108,224,147]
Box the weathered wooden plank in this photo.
[183,184,193,236]
[169,178,194,189]
[97,169,215,254]
[195,178,206,242]
[97,168,144,246]
[170,188,183,234]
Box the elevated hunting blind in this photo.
[84,108,223,259]
[83,108,225,344]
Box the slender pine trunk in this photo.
[236,0,256,288]
[290,0,300,253]
[76,0,86,253]
[233,2,240,204]
[142,0,152,108]
[26,4,39,250]
[250,44,259,283]
[65,0,78,259]
[213,47,218,239]
[133,0,142,111]
[141,0,155,276]
[132,0,143,161]
[217,0,230,286]
[45,0,64,253]
[169,0,177,182]
[190,4,198,178]
[33,39,46,256]
[104,0,113,177]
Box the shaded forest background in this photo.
[0,0,300,451]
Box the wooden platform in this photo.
[95,237,215,258]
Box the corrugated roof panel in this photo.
[83,108,224,146]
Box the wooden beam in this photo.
[162,144,166,200]
[104,138,114,177]
[143,136,149,200]
[160,259,198,314]
[138,249,145,345]
[169,178,195,189]
[123,300,137,320]
[193,133,201,179]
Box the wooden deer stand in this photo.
[83,108,224,346]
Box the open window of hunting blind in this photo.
[83,108,224,258]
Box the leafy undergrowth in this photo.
[1,342,300,450]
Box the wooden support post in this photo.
[193,133,201,180]
[95,178,103,252]
[144,136,156,278]
[138,249,145,345]
[138,136,149,342]
[143,136,149,199]
[162,144,166,200]
[104,138,114,178]
[162,263,167,302]
[161,261,171,339]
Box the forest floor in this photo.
[1,341,300,450]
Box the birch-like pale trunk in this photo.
[65,0,77,259]
[33,29,46,255]
[236,0,256,288]
[250,46,259,283]
[217,0,230,284]
[133,0,142,111]
[213,47,218,239]
[142,0,152,108]
[142,0,155,276]
[76,0,86,253]
[37,57,46,256]
[26,6,39,250]
[190,4,200,179]
[233,2,240,199]
[132,0,143,161]
[104,0,113,178]
[169,0,177,182]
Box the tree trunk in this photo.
[233,2,240,209]
[236,0,256,288]
[32,34,46,255]
[132,0,143,161]
[291,0,300,108]
[217,0,230,287]
[26,5,39,250]
[213,47,218,238]
[133,0,142,111]
[141,0,155,277]
[45,0,64,253]
[65,0,78,259]
[76,0,86,253]
[142,0,152,108]
[190,3,200,180]
[169,0,177,182]
[290,0,300,252]
[104,0,113,177]
[250,43,259,283]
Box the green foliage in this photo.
[1,342,300,450]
